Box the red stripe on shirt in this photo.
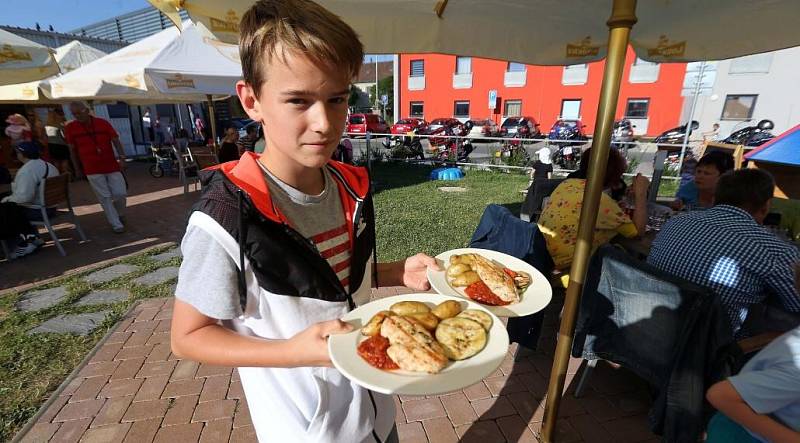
[321,241,350,259]
[311,224,349,243]
[332,258,350,273]
[340,277,350,288]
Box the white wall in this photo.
[689,46,800,138]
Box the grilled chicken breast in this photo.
[380,316,448,373]
[471,255,520,303]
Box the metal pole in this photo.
[540,0,637,441]
[676,61,706,173]
[375,56,379,112]
[393,54,400,122]
[206,94,218,154]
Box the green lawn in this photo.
[373,163,530,261]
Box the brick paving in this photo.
[17,287,659,442]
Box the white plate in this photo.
[427,248,553,317]
[328,293,509,396]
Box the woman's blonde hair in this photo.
[239,0,363,97]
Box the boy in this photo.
[171,1,439,442]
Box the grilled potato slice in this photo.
[449,254,476,266]
[390,301,430,316]
[446,263,471,277]
[456,309,493,331]
[431,300,462,320]
[407,313,439,331]
[361,310,394,336]
[435,317,487,360]
[450,271,481,287]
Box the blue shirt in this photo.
[729,326,800,441]
[647,205,800,337]
[675,181,710,210]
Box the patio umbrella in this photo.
[0,40,106,103]
[147,1,800,441]
[50,20,242,143]
[0,28,59,85]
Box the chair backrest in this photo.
[520,178,564,222]
[188,146,214,159]
[40,174,69,208]
[193,153,219,170]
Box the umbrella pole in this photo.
[540,0,637,441]
[207,94,218,154]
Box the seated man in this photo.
[670,150,734,211]
[705,325,800,442]
[648,169,800,338]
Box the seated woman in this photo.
[670,151,734,211]
[217,127,240,163]
[502,148,649,351]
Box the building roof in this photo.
[356,61,393,83]
[745,124,800,167]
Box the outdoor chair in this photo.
[173,145,199,194]
[520,178,564,222]
[26,174,88,256]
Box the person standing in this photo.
[143,108,154,143]
[45,108,73,176]
[64,102,128,233]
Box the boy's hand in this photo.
[403,253,441,291]
[289,319,353,367]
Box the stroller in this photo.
[149,145,178,177]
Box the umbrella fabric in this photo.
[149,0,800,65]
[745,124,800,167]
[49,21,241,104]
[0,28,59,85]
[0,40,107,102]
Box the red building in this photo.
[398,47,686,136]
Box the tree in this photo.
[368,76,394,122]
[348,84,361,110]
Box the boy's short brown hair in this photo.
[239,0,364,96]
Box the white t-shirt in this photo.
[175,172,394,443]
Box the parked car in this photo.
[346,113,389,137]
[548,119,589,147]
[500,116,542,139]
[466,119,500,141]
[653,120,699,149]
[390,118,427,135]
[420,118,462,146]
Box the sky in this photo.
[1,0,151,32]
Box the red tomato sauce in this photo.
[464,281,511,306]
[357,335,399,370]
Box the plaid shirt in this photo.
[647,205,800,337]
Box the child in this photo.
[171,1,439,442]
[706,325,800,442]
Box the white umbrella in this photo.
[0,28,59,85]
[0,41,106,102]
[147,1,800,441]
[49,20,240,104]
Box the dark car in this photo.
[420,118,462,146]
[390,118,427,135]
[500,116,541,139]
[653,120,699,149]
[466,119,500,141]
[346,113,390,137]
[548,119,589,146]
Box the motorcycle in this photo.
[653,120,699,149]
[433,122,474,163]
[721,119,775,146]
[552,145,581,170]
[381,132,425,160]
[611,119,635,155]
[499,132,531,166]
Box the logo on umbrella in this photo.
[165,74,196,89]
[0,44,33,64]
[566,36,600,58]
[647,35,686,58]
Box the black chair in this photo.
[519,178,563,222]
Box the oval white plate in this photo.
[328,293,509,396]
[427,248,553,317]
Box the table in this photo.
[614,231,656,260]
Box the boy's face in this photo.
[237,49,350,171]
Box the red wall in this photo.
[399,47,686,136]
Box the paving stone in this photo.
[401,398,446,422]
[28,311,111,336]
[152,248,181,262]
[76,289,131,306]
[497,415,538,443]
[81,423,132,443]
[19,423,60,443]
[199,417,233,443]
[16,286,69,312]
[84,264,140,284]
[397,422,427,443]
[133,266,179,286]
[454,420,505,443]
[422,417,459,443]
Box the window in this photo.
[560,99,581,120]
[504,100,522,117]
[409,101,424,118]
[721,95,757,120]
[107,102,129,119]
[634,57,658,66]
[624,99,650,118]
[564,63,587,70]
[410,59,424,77]
[456,57,472,74]
[729,53,773,74]
[454,101,470,117]
[507,62,526,72]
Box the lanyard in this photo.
[78,117,103,156]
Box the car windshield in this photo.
[556,120,578,128]
[502,118,520,127]
[396,119,414,125]
[349,116,365,124]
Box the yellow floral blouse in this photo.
[537,178,638,269]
